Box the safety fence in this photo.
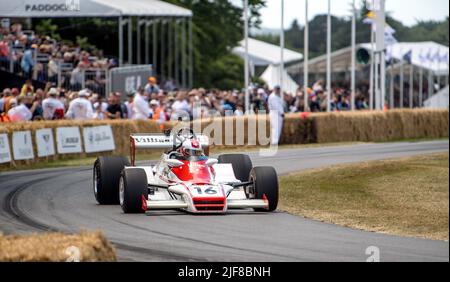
[0,43,152,97]
[0,109,448,168]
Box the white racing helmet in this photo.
[180,138,204,157]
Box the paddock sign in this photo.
[0,133,11,163]
[56,127,82,154]
[83,125,115,153]
[12,131,34,160]
[36,128,56,157]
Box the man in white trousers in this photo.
[268,86,285,145]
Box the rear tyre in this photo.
[93,156,130,205]
[218,154,253,182]
[249,167,279,212]
[120,169,148,214]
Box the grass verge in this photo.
[279,153,449,241]
[0,231,116,262]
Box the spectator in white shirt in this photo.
[65,89,94,120]
[133,88,151,120]
[124,92,134,119]
[268,86,285,145]
[171,92,190,120]
[92,95,108,120]
[7,95,32,122]
[42,88,65,120]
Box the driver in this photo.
[179,139,205,160]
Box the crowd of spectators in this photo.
[0,23,115,93]
[0,75,369,123]
[1,23,369,123]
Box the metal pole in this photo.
[181,19,187,88]
[380,52,386,110]
[350,0,356,111]
[153,19,158,75]
[188,18,193,89]
[409,65,414,108]
[428,70,433,99]
[244,0,250,113]
[376,0,386,110]
[128,17,132,65]
[118,17,123,67]
[326,0,332,112]
[145,20,150,64]
[303,0,309,112]
[400,62,404,108]
[161,20,166,81]
[369,30,374,110]
[419,67,423,107]
[374,53,380,110]
[174,19,179,86]
[137,17,141,65]
[168,19,173,81]
[389,65,394,109]
[280,0,285,97]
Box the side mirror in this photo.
[165,159,185,168]
[205,158,218,167]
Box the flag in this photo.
[418,49,427,64]
[403,50,413,64]
[384,24,397,46]
[432,49,441,62]
[440,52,449,64]
[426,49,434,62]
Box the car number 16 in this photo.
[193,186,218,195]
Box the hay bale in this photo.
[0,231,116,262]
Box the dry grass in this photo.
[279,153,449,241]
[0,231,116,262]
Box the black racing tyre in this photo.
[218,154,253,182]
[249,167,279,212]
[120,168,148,214]
[93,156,130,205]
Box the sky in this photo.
[232,0,449,29]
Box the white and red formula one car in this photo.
[93,128,279,214]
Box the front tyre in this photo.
[249,167,279,212]
[120,169,148,214]
[218,154,253,182]
[93,156,130,205]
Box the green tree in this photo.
[165,0,266,88]
[35,19,61,41]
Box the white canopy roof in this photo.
[288,41,449,76]
[424,86,449,109]
[363,42,449,75]
[260,64,299,94]
[0,0,192,18]
[233,37,303,67]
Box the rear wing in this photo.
[129,134,209,165]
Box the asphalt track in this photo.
[0,140,448,262]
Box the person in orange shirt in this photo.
[150,99,166,130]
[3,88,20,113]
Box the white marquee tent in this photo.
[260,64,299,94]
[424,86,449,109]
[233,37,303,67]
[0,0,192,18]
[288,41,449,75]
